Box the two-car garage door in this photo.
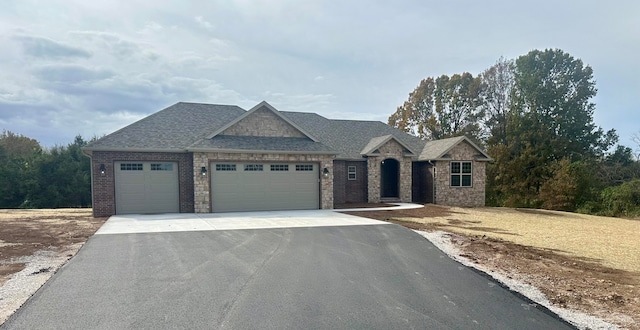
[114,162,179,214]
[211,162,319,212]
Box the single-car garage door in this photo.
[211,163,319,212]
[114,162,179,214]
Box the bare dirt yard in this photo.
[344,205,640,329]
[0,209,106,323]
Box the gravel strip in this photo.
[0,244,82,324]
[415,230,620,330]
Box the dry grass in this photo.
[0,208,92,220]
[395,207,640,273]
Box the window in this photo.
[216,164,236,171]
[451,161,472,187]
[120,163,143,171]
[244,164,264,171]
[295,164,314,171]
[270,164,289,172]
[151,163,173,171]
[347,166,357,180]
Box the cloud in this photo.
[34,64,114,83]
[195,16,214,31]
[13,35,91,59]
[69,30,158,62]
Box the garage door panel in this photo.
[211,162,319,212]
[115,162,179,214]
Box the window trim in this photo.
[215,164,237,171]
[347,166,357,180]
[244,164,264,172]
[270,164,289,172]
[295,164,314,172]
[450,161,472,187]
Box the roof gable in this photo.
[419,136,492,161]
[360,135,416,157]
[207,101,319,141]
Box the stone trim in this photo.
[366,139,412,203]
[434,141,486,207]
[193,152,334,213]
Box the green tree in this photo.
[488,49,616,207]
[389,72,484,141]
[0,131,42,207]
[24,136,92,208]
[479,56,515,145]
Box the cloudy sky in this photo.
[1,0,639,149]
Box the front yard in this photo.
[345,205,640,329]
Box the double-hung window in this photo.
[450,161,472,187]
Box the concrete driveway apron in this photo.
[2,210,574,330]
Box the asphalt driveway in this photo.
[2,211,573,329]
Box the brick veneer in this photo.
[434,141,487,207]
[222,106,306,138]
[366,139,412,203]
[333,160,367,204]
[90,151,194,217]
[194,152,335,213]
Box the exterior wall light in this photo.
[201,166,207,176]
[322,167,330,178]
[99,164,106,175]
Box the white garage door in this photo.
[114,162,179,214]
[211,163,319,212]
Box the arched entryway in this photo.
[380,158,399,198]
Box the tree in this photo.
[479,57,515,145]
[23,136,92,208]
[487,49,617,207]
[511,49,615,159]
[0,131,42,207]
[389,72,484,141]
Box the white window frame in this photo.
[347,166,357,180]
[450,161,472,187]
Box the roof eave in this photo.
[187,147,338,155]
[81,147,189,153]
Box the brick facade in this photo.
[366,139,412,203]
[90,151,194,217]
[193,152,335,213]
[434,141,487,207]
[333,160,368,204]
[222,106,306,138]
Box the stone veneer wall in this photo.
[366,139,412,203]
[90,151,194,217]
[221,106,306,138]
[194,152,334,213]
[434,141,487,207]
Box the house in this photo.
[83,101,491,217]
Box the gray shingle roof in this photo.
[280,112,426,160]
[85,102,489,162]
[84,102,245,151]
[419,135,492,161]
[189,135,335,153]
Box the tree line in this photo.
[389,48,640,217]
[0,131,92,208]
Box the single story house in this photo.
[83,101,491,217]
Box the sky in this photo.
[1,0,639,150]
